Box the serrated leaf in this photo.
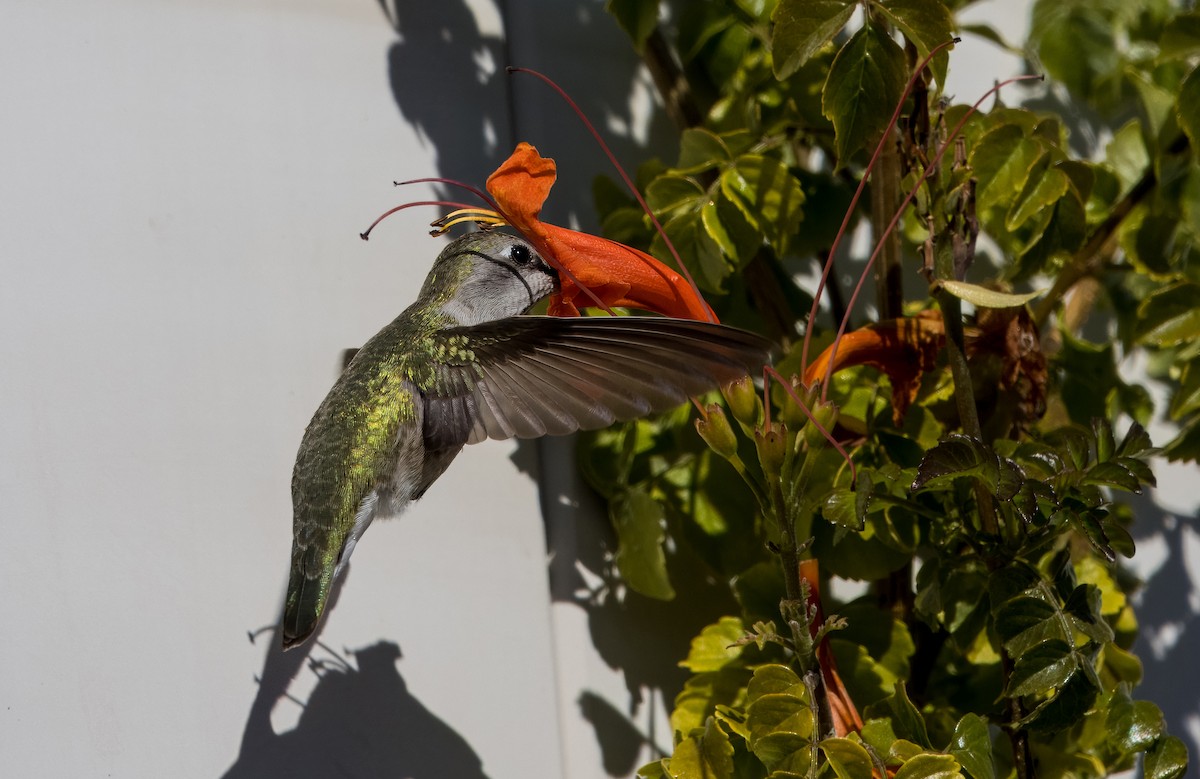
[950,714,996,779]
[678,128,732,174]
[912,435,1017,499]
[681,617,747,672]
[1020,671,1098,733]
[872,0,955,88]
[668,717,735,779]
[772,0,857,79]
[747,693,816,768]
[821,21,907,164]
[892,753,963,779]
[646,174,705,213]
[820,737,874,779]
[1062,584,1115,644]
[722,155,805,254]
[1081,460,1141,492]
[611,487,675,600]
[1007,639,1076,697]
[994,596,1061,656]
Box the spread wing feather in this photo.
[423,317,775,444]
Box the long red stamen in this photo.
[800,37,961,372]
[820,73,1045,397]
[507,66,715,324]
[394,177,504,215]
[366,173,617,315]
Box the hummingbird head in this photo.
[423,232,558,326]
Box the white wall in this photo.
[1,1,1195,777]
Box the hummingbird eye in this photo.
[509,243,533,266]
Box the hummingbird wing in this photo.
[422,316,775,444]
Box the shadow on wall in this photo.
[376,0,508,191]
[232,1,687,776]
[223,631,489,779]
[1125,492,1200,762]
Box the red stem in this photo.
[801,37,961,373]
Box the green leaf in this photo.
[994,595,1061,657]
[822,486,867,530]
[1136,281,1200,347]
[872,0,955,87]
[720,155,805,254]
[820,737,874,779]
[647,174,705,213]
[637,758,670,779]
[681,617,747,672]
[1106,693,1165,753]
[772,0,857,79]
[874,683,932,749]
[1144,735,1190,779]
[1007,639,1076,697]
[892,753,963,779]
[668,717,735,779]
[678,128,732,174]
[747,693,816,768]
[911,435,1022,499]
[949,714,996,779]
[1029,2,1119,103]
[605,0,659,51]
[1020,671,1098,733]
[971,124,1044,215]
[654,210,731,293]
[937,281,1044,309]
[611,487,675,600]
[1160,12,1200,59]
[821,21,908,164]
[747,664,805,701]
[1005,156,1069,232]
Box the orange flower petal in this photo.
[540,224,714,321]
[802,313,945,423]
[486,143,714,321]
[485,142,555,233]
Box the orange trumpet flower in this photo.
[484,143,715,321]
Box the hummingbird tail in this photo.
[281,561,328,650]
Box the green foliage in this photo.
[585,0,1193,776]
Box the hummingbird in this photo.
[283,231,773,649]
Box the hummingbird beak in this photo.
[485,143,716,322]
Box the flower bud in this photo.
[755,423,788,478]
[722,375,761,427]
[695,403,739,459]
[778,376,819,427]
[803,401,840,448]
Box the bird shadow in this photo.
[223,562,489,779]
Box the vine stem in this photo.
[819,73,1045,398]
